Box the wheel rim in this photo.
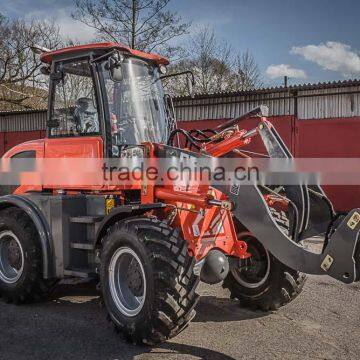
[0,230,24,284]
[109,247,146,317]
[231,235,271,289]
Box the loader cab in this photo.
[42,43,172,158]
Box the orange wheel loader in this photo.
[0,42,358,345]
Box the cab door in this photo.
[44,57,105,190]
[45,57,104,159]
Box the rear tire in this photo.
[0,207,56,303]
[223,232,306,311]
[100,216,200,345]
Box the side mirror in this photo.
[40,66,51,76]
[108,54,124,82]
[159,70,196,97]
[50,70,64,82]
[187,75,195,98]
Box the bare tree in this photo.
[0,16,62,86]
[233,50,263,91]
[0,14,63,110]
[165,26,234,96]
[165,27,262,96]
[191,27,234,94]
[72,0,190,57]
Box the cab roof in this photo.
[40,42,169,66]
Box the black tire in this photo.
[223,232,306,311]
[0,207,56,303]
[100,216,200,345]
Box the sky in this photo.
[2,0,360,87]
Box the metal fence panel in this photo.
[1,82,360,130]
[0,111,47,132]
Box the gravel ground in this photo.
[0,274,359,360]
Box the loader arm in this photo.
[182,106,360,284]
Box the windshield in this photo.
[101,57,169,153]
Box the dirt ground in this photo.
[0,273,359,360]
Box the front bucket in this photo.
[215,182,360,284]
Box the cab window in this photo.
[49,59,100,137]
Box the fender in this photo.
[95,202,167,246]
[0,195,54,278]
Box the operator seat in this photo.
[73,97,99,134]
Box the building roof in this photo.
[40,42,169,66]
[0,84,48,113]
[175,79,360,100]
[1,78,360,115]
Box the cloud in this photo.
[56,9,97,42]
[25,7,97,43]
[266,64,307,79]
[2,1,74,18]
[291,42,360,76]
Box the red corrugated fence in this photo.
[0,115,359,211]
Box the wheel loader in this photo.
[0,42,359,345]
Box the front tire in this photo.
[100,217,200,345]
[223,232,306,311]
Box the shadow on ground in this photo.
[0,281,266,360]
[193,295,267,323]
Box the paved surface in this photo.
[0,275,360,360]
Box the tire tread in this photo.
[223,255,306,311]
[0,207,56,304]
[101,216,199,345]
